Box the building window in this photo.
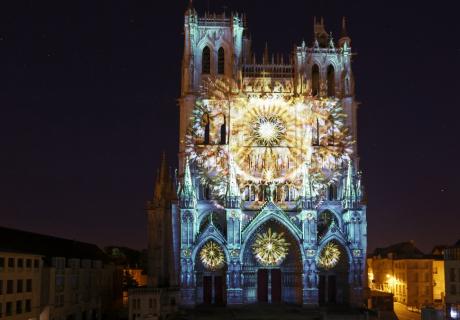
[33,259,39,269]
[0,257,4,268]
[202,46,211,74]
[451,268,456,282]
[0,280,3,295]
[451,284,457,295]
[26,259,32,268]
[0,302,2,318]
[220,116,226,145]
[17,259,23,268]
[312,64,320,96]
[149,298,152,309]
[132,299,136,309]
[26,279,32,292]
[6,302,12,316]
[17,280,23,293]
[7,258,14,268]
[217,47,225,75]
[6,280,13,294]
[16,300,22,314]
[25,299,31,313]
[202,113,210,145]
[327,65,335,97]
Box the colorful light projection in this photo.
[317,242,341,270]
[185,77,353,198]
[252,228,290,266]
[199,241,225,270]
[251,114,286,146]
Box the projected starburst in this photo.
[317,242,341,270]
[252,228,289,266]
[200,241,225,270]
[251,115,286,146]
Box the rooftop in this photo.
[0,226,108,263]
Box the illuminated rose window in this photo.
[252,228,290,266]
[317,242,341,270]
[199,241,225,270]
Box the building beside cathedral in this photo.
[130,3,367,315]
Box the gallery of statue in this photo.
[147,4,367,308]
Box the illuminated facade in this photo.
[445,241,460,319]
[147,4,367,308]
[367,242,446,310]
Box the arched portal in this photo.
[241,219,303,304]
[194,240,228,305]
[317,240,350,305]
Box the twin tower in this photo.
[147,4,367,308]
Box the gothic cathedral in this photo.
[147,4,367,308]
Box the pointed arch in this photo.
[240,205,304,261]
[312,64,320,96]
[192,231,230,266]
[327,64,335,97]
[202,46,211,74]
[318,208,343,230]
[217,47,225,75]
[317,236,352,266]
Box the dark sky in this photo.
[1,0,459,253]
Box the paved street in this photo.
[393,303,420,320]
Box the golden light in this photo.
[252,115,285,146]
[185,77,354,198]
[199,241,225,270]
[317,242,341,269]
[252,228,290,266]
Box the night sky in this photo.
[1,0,459,253]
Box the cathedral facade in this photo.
[147,4,367,309]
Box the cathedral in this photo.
[144,3,367,311]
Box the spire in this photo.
[225,157,241,208]
[153,168,161,201]
[343,159,359,209]
[153,152,168,203]
[338,16,352,48]
[301,163,313,199]
[299,162,314,209]
[263,42,269,64]
[328,32,335,49]
[184,0,196,17]
[226,158,240,197]
[341,16,348,38]
[179,157,196,208]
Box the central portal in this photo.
[257,269,282,303]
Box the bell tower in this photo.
[179,2,244,172]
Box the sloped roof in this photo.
[370,241,426,259]
[0,226,108,262]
